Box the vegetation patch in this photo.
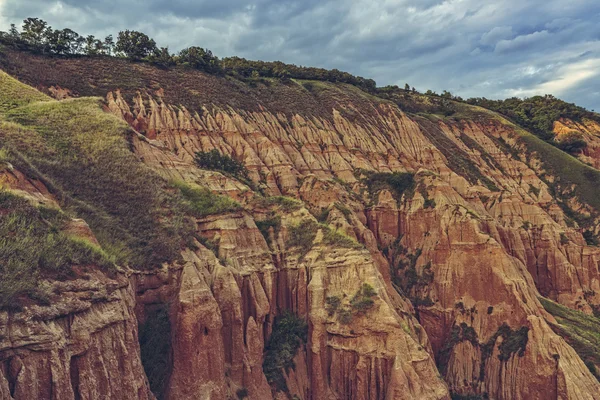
[0,190,115,310]
[172,180,241,217]
[322,226,362,249]
[139,304,172,399]
[479,323,529,379]
[416,117,499,191]
[256,215,282,241]
[466,95,598,149]
[194,149,252,183]
[286,219,319,257]
[438,322,478,375]
[326,284,378,325]
[262,311,308,392]
[539,297,600,381]
[350,283,378,314]
[360,170,415,203]
[254,196,302,212]
[512,124,600,233]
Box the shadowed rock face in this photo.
[2,51,600,399]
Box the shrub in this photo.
[256,215,282,241]
[195,149,250,181]
[315,207,330,223]
[479,323,529,379]
[236,388,249,399]
[584,230,599,246]
[325,296,341,316]
[286,219,319,257]
[350,283,377,314]
[262,311,308,392]
[361,171,415,202]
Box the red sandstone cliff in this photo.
[1,52,600,399]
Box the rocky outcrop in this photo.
[554,118,600,168]
[0,272,153,400]
[104,87,600,398]
[0,166,153,400]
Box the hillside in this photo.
[1,48,600,400]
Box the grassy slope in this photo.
[0,70,51,112]
[463,104,600,216]
[539,297,600,381]
[0,71,192,270]
[0,190,114,310]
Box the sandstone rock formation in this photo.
[2,51,600,399]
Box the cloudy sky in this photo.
[1,0,599,110]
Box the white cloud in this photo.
[507,58,600,97]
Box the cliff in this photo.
[1,49,600,399]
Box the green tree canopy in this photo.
[115,30,158,60]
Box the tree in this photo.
[115,30,157,60]
[21,17,50,51]
[151,47,174,66]
[83,35,105,55]
[177,46,221,73]
[46,28,81,54]
[103,35,115,55]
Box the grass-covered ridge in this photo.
[0,74,194,269]
[0,70,51,112]
[0,190,115,310]
[539,297,600,381]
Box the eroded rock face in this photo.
[3,56,600,400]
[0,167,153,400]
[104,88,600,399]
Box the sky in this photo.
[1,0,599,111]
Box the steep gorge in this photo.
[1,50,600,399]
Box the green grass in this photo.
[0,70,51,112]
[172,180,241,217]
[253,195,302,212]
[517,129,600,214]
[539,297,600,381]
[322,226,362,249]
[0,190,115,310]
[0,91,192,269]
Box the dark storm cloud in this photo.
[1,0,600,110]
